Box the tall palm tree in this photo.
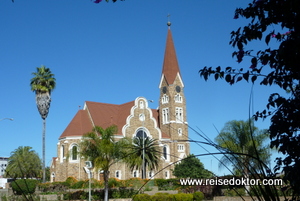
[5,146,42,179]
[215,119,271,176]
[79,125,123,201]
[30,65,56,183]
[124,136,160,179]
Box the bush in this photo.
[38,181,68,192]
[151,192,170,201]
[224,188,246,196]
[154,178,179,190]
[193,191,204,201]
[11,179,39,195]
[65,176,77,186]
[132,193,151,201]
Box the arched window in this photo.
[161,94,169,104]
[175,107,183,123]
[115,170,121,179]
[178,128,182,136]
[165,171,170,179]
[139,101,144,109]
[72,145,78,160]
[162,108,169,124]
[163,145,169,161]
[60,145,65,163]
[136,129,147,139]
[69,144,79,162]
[175,93,182,103]
[132,170,139,178]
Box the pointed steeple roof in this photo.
[161,27,181,85]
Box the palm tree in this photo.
[124,136,160,179]
[215,119,271,176]
[30,65,56,183]
[79,125,124,201]
[5,146,42,178]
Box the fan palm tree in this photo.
[124,136,160,179]
[215,119,271,176]
[30,65,56,183]
[5,146,42,179]
[79,125,124,201]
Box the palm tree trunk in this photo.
[42,119,46,183]
[104,170,109,201]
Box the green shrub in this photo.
[154,178,179,190]
[171,193,193,201]
[108,177,120,188]
[193,191,204,201]
[132,193,151,201]
[151,192,170,201]
[224,188,246,196]
[65,176,77,186]
[11,179,39,195]
[70,180,86,189]
[38,181,68,192]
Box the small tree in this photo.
[5,146,42,179]
[172,154,213,178]
[79,125,124,201]
[215,119,271,176]
[123,136,160,179]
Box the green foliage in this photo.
[11,179,39,195]
[122,136,160,179]
[215,119,271,175]
[132,193,151,201]
[5,146,42,179]
[63,188,136,200]
[65,176,77,187]
[133,193,194,201]
[154,178,179,190]
[38,181,69,192]
[193,191,204,201]
[223,188,246,197]
[173,154,213,179]
[79,125,125,201]
[199,0,300,196]
[30,65,56,94]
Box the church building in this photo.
[50,23,189,182]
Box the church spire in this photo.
[161,22,181,85]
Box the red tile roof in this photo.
[59,100,166,139]
[162,28,181,85]
[59,109,93,139]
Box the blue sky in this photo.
[0,0,284,176]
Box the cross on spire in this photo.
[167,14,171,27]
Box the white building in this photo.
[0,157,8,178]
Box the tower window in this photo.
[175,94,182,103]
[161,94,169,104]
[162,108,169,124]
[178,128,182,136]
[175,107,183,123]
[178,144,185,152]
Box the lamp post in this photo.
[84,161,93,201]
[0,118,13,122]
[142,99,153,179]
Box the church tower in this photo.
[159,22,189,169]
